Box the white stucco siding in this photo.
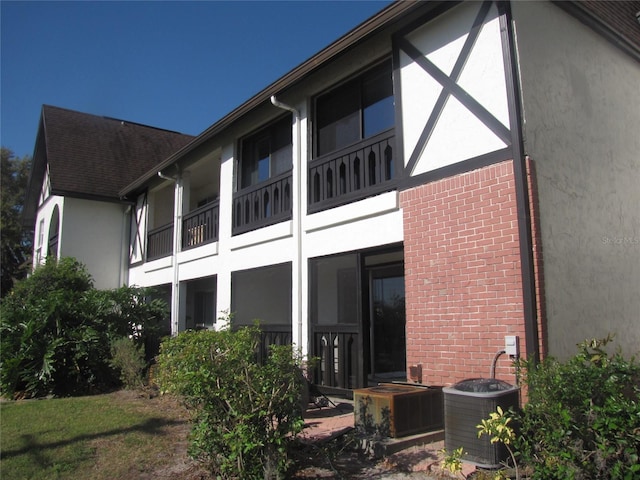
[457,7,509,130]
[399,2,509,175]
[513,1,640,358]
[128,257,172,287]
[59,198,127,290]
[33,193,64,266]
[304,192,403,259]
[399,49,443,162]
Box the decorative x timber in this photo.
[398,0,511,176]
[130,191,147,264]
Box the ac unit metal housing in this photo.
[353,383,443,438]
[444,378,520,468]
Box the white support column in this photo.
[215,144,235,330]
[170,173,184,335]
[297,110,310,359]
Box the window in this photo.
[194,291,215,328]
[315,60,394,157]
[185,277,217,330]
[310,253,359,326]
[239,115,292,190]
[47,206,60,258]
[36,218,45,264]
[231,263,292,326]
[37,219,45,249]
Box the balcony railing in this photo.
[312,326,360,390]
[182,201,219,251]
[232,171,293,236]
[147,223,173,261]
[146,202,220,261]
[308,129,397,214]
[256,324,293,364]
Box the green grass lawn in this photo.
[0,390,193,480]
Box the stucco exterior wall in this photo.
[60,198,127,290]
[512,2,640,358]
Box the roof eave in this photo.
[22,112,48,228]
[552,1,640,62]
[52,190,136,206]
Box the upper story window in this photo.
[239,115,292,190]
[36,218,45,264]
[37,218,45,250]
[47,205,60,259]
[315,60,394,158]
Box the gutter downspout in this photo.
[158,169,183,335]
[270,95,303,350]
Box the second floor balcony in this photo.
[144,132,397,261]
[147,200,219,261]
[308,129,397,214]
[232,171,293,236]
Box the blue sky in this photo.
[1,0,391,158]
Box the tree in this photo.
[1,147,32,297]
[0,257,169,398]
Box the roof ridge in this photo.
[42,104,193,137]
[102,116,192,137]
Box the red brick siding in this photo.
[400,160,526,386]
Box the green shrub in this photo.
[0,257,169,398]
[156,326,306,480]
[92,284,169,361]
[110,337,146,389]
[515,335,640,479]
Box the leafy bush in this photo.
[85,284,169,362]
[515,335,640,479]
[477,406,520,479]
[156,326,306,480]
[0,257,168,398]
[110,337,146,389]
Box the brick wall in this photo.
[400,160,527,386]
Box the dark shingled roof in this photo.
[554,1,640,59]
[23,105,194,226]
[41,105,194,198]
[580,1,640,48]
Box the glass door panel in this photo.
[369,266,406,377]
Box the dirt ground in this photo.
[142,428,454,480]
[289,440,452,479]
[126,390,459,480]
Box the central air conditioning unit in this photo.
[444,378,520,468]
[353,384,443,438]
